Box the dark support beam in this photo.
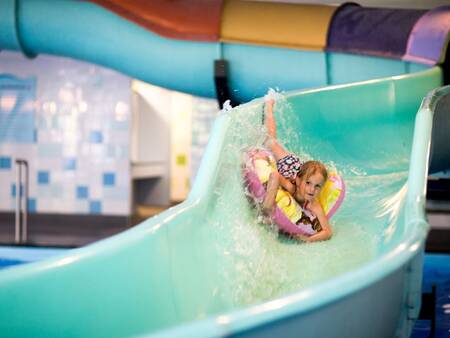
[214,59,238,109]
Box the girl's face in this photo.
[296,172,325,202]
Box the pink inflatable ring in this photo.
[243,149,345,237]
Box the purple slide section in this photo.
[327,3,425,59]
[404,6,450,65]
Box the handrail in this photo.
[14,159,28,244]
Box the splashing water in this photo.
[205,93,406,307]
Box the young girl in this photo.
[262,99,332,242]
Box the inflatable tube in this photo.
[243,149,345,237]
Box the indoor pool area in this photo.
[0,1,449,338]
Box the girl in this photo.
[262,99,332,242]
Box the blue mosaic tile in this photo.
[89,130,103,143]
[89,200,102,214]
[37,171,50,185]
[103,172,115,186]
[27,198,36,213]
[0,75,36,144]
[63,158,77,171]
[0,114,36,143]
[0,157,12,169]
[76,186,89,199]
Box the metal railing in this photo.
[15,159,28,244]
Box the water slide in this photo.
[0,1,449,337]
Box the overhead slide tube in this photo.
[0,0,330,103]
[0,0,25,55]
[0,0,219,98]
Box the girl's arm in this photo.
[265,99,277,139]
[303,201,333,242]
[265,99,290,161]
[278,175,296,195]
[262,172,280,214]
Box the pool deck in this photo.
[0,213,130,248]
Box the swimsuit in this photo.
[275,189,322,234]
[276,155,321,233]
[276,154,304,180]
[295,203,322,232]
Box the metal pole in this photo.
[21,160,28,243]
[14,159,29,244]
[14,160,22,244]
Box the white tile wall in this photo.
[0,52,131,215]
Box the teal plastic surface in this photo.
[0,1,446,337]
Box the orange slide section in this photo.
[89,0,224,41]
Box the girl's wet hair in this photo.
[298,160,328,182]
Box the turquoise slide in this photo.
[0,1,447,337]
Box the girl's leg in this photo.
[264,99,290,161]
[262,172,279,213]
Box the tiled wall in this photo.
[0,52,131,215]
[191,98,220,183]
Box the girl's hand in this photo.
[265,99,277,140]
[294,234,311,242]
[265,100,275,115]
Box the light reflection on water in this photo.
[206,98,409,307]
